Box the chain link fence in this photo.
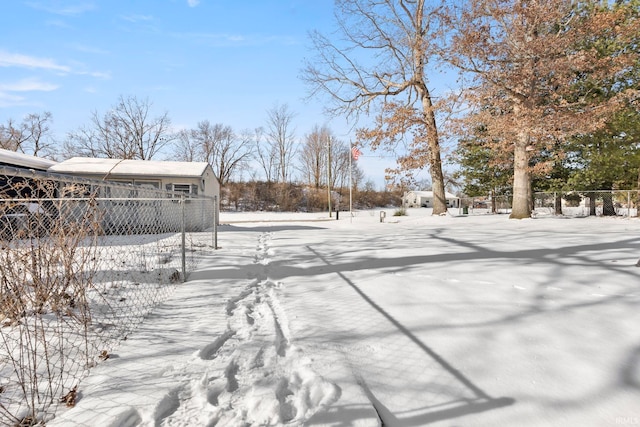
[0,166,216,426]
[457,195,512,215]
[533,190,639,218]
[457,190,639,218]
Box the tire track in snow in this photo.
[155,231,340,426]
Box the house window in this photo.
[172,184,191,195]
[134,180,160,189]
[167,183,198,201]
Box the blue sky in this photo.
[0,0,415,188]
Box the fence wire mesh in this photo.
[0,166,216,426]
[533,190,639,218]
[457,190,639,218]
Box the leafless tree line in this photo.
[221,178,393,213]
[2,97,366,192]
[0,112,56,158]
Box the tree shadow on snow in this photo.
[289,227,639,425]
[218,223,328,233]
[621,344,640,389]
[306,245,515,426]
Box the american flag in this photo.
[351,146,362,160]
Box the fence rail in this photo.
[458,190,639,218]
[0,166,216,426]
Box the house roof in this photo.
[0,148,57,170]
[409,190,459,199]
[48,157,211,178]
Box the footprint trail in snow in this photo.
[156,232,340,426]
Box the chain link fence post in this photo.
[181,194,186,283]
[214,195,218,250]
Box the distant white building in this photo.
[404,190,460,208]
[49,157,220,200]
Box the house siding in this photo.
[404,191,460,208]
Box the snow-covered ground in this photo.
[49,208,640,426]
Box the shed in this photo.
[404,190,460,208]
[0,148,57,171]
[48,157,219,199]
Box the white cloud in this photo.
[121,14,154,23]
[187,0,200,7]
[0,78,59,92]
[170,32,298,47]
[78,70,111,79]
[0,51,71,73]
[0,92,26,106]
[46,19,72,29]
[25,1,96,16]
[70,43,110,55]
[0,50,110,79]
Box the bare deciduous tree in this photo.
[64,95,173,160]
[265,103,297,184]
[174,121,252,185]
[351,162,365,192]
[254,126,278,183]
[329,138,351,190]
[174,129,199,163]
[0,112,55,157]
[0,118,22,152]
[299,125,331,188]
[302,0,449,214]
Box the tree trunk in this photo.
[636,169,640,217]
[589,193,597,216]
[602,192,616,216]
[422,94,447,215]
[555,193,562,215]
[510,137,532,219]
[491,189,497,214]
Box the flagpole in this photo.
[349,140,353,223]
[327,136,332,218]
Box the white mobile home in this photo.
[404,190,460,208]
[48,157,219,199]
[48,158,220,232]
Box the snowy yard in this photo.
[49,208,640,426]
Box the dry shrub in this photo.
[0,169,215,425]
